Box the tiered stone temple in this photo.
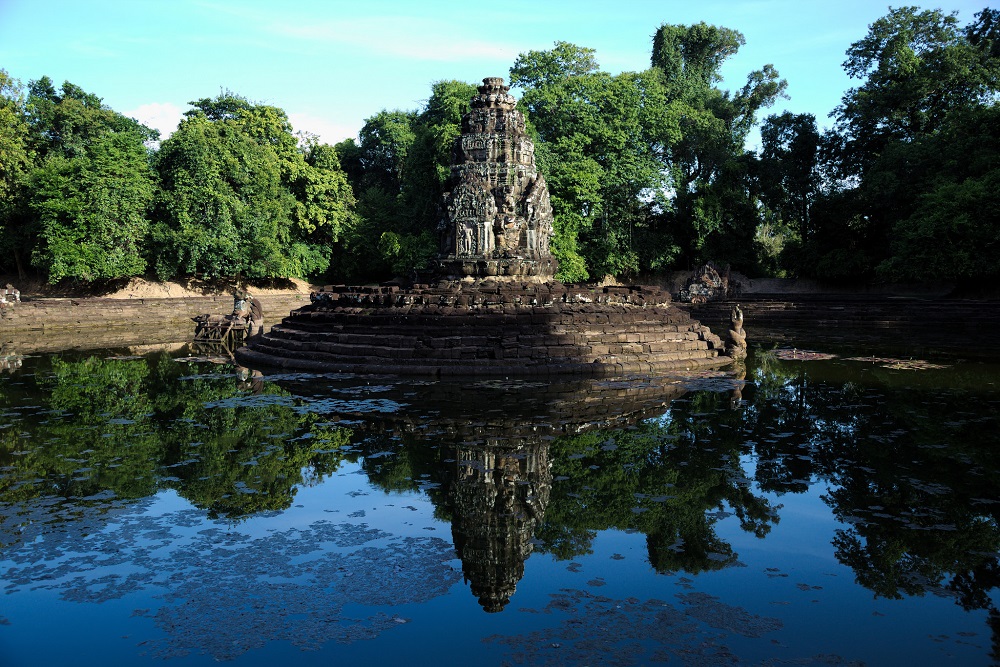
[434,76,556,280]
[237,78,729,376]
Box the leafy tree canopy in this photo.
[834,6,999,175]
[333,80,476,281]
[152,92,354,280]
[22,77,156,282]
[510,27,785,280]
[794,6,1000,284]
[0,70,34,277]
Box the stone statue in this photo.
[726,303,747,360]
[678,262,741,302]
[232,289,249,318]
[729,362,746,409]
[436,77,557,279]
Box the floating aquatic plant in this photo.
[772,348,838,361]
[843,356,949,370]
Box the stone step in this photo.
[242,343,722,377]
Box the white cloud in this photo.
[126,102,184,140]
[124,103,356,146]
[195,2,522,61]
[287,111,360,145]
[270,16,522,62]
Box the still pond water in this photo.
[1,342,1000,666]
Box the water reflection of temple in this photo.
[447,438,550,612]
[0,352,23,373]
[315,375,692,612]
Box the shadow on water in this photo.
[2,342,1000,663]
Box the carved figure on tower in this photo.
[436,77,557,279]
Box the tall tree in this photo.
[0,71,31,205]
[391,80,478,276]
[333,81,477,281]
[804,6,1000,283]
[876,104,1000,283]
[511,44,604,280]
[756,112,821,273]
[22,78,156,282]
[759,112,820,241]
[332,110,418,281]
[0,70,34,278]
[355,110,417,193]
[650,22,787,269]
[834,6,999,177]
[508,29,785,280]
[512,44,674,281]
[152,93,353,280]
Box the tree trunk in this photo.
[14,250,26,281]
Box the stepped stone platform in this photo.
[239,78,729,376]
[237,281,727,377]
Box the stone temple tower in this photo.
[238,77,730,377]
[435,77,557,280]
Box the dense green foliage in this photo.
[0,83,354,284]
[0,70,34,278]
[0,7,997,287]
[332,80,477,281]
[511,46,670,280]
[791,7,1000,284]
[504,28,788,281]
[14,77,156,281]
[152,93,354,280]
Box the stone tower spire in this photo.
[436,77,557,279]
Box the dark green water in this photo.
[1,344,999,665]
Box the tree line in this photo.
[1,6,997,287]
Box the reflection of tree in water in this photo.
[737,351,842,496]
[822,387,1000,601]
[0,355,161,505]
[10,347,1000,643]
[0,352,352,536]
[540,390,777,574]
[990,610,1000,664]
[746,353,1000,648]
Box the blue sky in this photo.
[0,0,990,147]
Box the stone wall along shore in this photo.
[0,294,309,354]
[682,293,1000,358]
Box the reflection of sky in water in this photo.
[2,484,460,664]
[1,350,999,665]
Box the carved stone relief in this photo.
[437,78,557,279]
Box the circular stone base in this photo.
[237,281,731,376]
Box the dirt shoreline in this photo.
[1,275,317,300]
[3,272,983,301]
